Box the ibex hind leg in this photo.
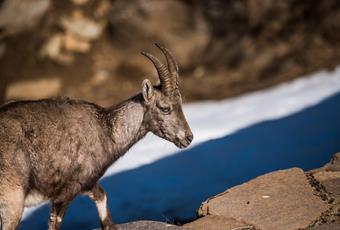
[0,185,24,230]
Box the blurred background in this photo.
[1,0,340,229]
[1,0,340,105]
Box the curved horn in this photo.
[155,43,179,89]
[155,43,178,74]
[141,51,172,94]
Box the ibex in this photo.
[0,44,193,230]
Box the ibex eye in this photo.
[160,106,171,114]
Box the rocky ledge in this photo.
[105,153,340,230]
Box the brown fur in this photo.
[0,46,193,230]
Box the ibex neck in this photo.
[107,95,147,157]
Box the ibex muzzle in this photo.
[0,44,192,230]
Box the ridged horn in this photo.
[141,51,172,94]
[155,43,178,74]
[155,43,179,90]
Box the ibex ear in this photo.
[142,79,154,103]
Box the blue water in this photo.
[20,92,340,230]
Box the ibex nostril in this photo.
[186,134,193,143]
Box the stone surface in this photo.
[40,34,74,64]
[310,152,340,204]
[323,153,340,171]
[5,78,61,100]
[64,33,91,53]
[310,221,340,230]
[115,221,187,230]
[108,0,210,68]
[0,0,51,36]
[0,43,5,57]
[71,0,88,6]
[61,12,104,41]
[313,171,340,202]
[184,215,254,230]
[199,168,330,230]
[305,153,340,229]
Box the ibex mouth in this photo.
[175,135,193,149]
[177,142,188,149]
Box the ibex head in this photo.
[141,44,193,149]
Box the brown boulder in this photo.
[323,152,340,171]
[309,152,340,203]
[116,221,188,230]
[198,168,330,230]
[108,0,210,68]
[5,78,62,100]
[184,215,254,230]
[312,171,340,202]
[310,221,340,230]
[0,0,51,36]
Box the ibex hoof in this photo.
[103,224,117,230]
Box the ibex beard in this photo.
[0,44,193,230]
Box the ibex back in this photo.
[0,44,193,230]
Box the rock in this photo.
[40,34,63,57]
[115,221,187,230]
[40,31,92,63]
[63,33,91,53]
[184,215,254,230]
[70,0,88,6]
[310,222,340,230]
[304,153,340,229]
[94,0,111,18]
[323,153,340,171]
[309,153,340,203]
[0,43,5,57]
[91,70,109,86]
[40,34,74,64]
[5,78,61,100]
[198,168,330,230]
[108,0,210,68]
[60,12,105,41]
[0,0,51,36]
[312,171,340,202]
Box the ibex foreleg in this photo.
[85,184,116,230]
